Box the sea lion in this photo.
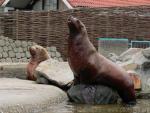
[67,16,136,104]
[27,45,50,81]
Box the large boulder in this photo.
[67,84,119,104]
[35,59,74,89]
[119,48,143,62]
[142,47,150,59]
[0,78,68,113]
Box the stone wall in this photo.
[0,35,63,62]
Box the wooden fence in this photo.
[1,6,150,60]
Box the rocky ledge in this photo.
[0,78,68,113]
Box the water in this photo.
[37,99,150,113]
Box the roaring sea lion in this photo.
[27,45,50,81]
[67,16,136,104]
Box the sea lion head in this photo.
[29,45,50,62]
[68,16,87,37]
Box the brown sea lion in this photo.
[27,45,50,81]
[67,16,136,104]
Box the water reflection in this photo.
[37,99,150,113]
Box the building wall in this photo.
[58,0,69,11]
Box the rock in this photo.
[6,58,12,62]
[51,52,56,57]
[5,41,9,46]
[59,58,63,62]
[0,47,3,52]
[0,53,2,58]
[18,47,23,53]
[35,59,74,89]
[119,48,143,62]
[8,51,15,58]
[50,46,57,52]
[11,43,15,48]
[0,40,5,46]
[25,51,30,58]
[21,58,28,62]
[27,41,33,46]
[56,52,61,57]
[16,53,21,59]
[132,51,149,65]
[3,46,8,52]
[14,48,18,53]
[2,52,8,58]
[108,53,119,62]
[23,47,27,52]
[20,52,25,58]
[127,70,141,90]
[142,47,150,59]
[8,38,14,43]
[12,58,18,62]
[8,46,12,51]
[1,59,6,62]
[119,60,139,71]
[22,41,28,47]
[67,84,118,104]
[15,40,21,47]
[0,78,68,113]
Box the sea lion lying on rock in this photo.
[67,16,136,104]
[27,45,50,81]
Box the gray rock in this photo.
[3,46,8,52]
[1,59,6,62]
[53,57,58,61]
[16,53,21,59]
[119,48,143,62]
[8,46,12,51]
[46,47,51,52]
[67,84,118,104]
[51,52,56,57]
[108,53,119,62]
[5,41,9,46]
[15,40,21,47]
[4,37,8,41]
[14,48,18,53]
[50,46,57,52]
[142,47,150,59]
[21,52,25,58]
[6,58,12,62]
[18,47,23,53]
[12,58,18,62]
[8,51,15,58]
[0,40,5,46]
[0,47,3,52]
[0,78,68,112]
[27,41,33,46]
[58,58,63,62]
[8,38,14,43]
[25,51,30,58]
[11,43,15,48]
[0,53,2,58]
[23,47,27,52]
[35,59,74,88]
[2,52,8,58]
[21,58,28,62]
[22,41,28,47]
[56,52,61,58]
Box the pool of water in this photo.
[35,99,150,113]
